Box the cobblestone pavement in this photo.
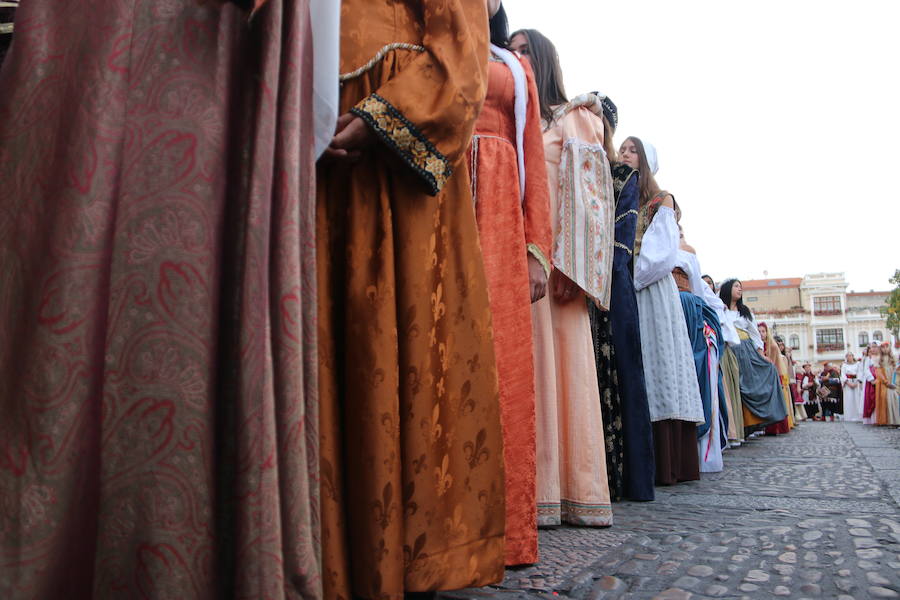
[441,422,900,599]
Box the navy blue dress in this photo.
[589,164,655,501]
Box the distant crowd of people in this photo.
[794,345,900,425]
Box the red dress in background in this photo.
[0,1,321,597]
[468,54,552,565]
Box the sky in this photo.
[505,0,900,292]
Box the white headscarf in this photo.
[643,140,659,175]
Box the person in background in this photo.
[862,343,880,424]
[586,110,656,502]
[841,352,864,422]
[627,137,705,486]
[875,343,900,425]
[510,27,614,526]
[891,358,900,426]
[317,0,507,596]
[801,363,821,420]
[702,274,716,293]
[674,227,735,473]
[467,2,552,565]
[782,345,806,423]
[719,280,788,436]
[818,362,843,421]
[759,323,794,434]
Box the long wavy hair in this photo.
[719,279,753,321]
[623,136,661,208]
[510,28,567,123]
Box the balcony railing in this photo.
[816,343,845,352]
[814,309,842,316]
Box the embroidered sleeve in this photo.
[553,121,615,309]
[527,243,551,277]
[352,93,452,196]
[348,0,489,197]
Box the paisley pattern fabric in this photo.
[317,1,505,598]
[0,1,321,598]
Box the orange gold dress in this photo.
[468,54,551,565]
[316,1,506,598]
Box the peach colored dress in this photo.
[533,95,613,527]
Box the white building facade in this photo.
[752,272,893,366]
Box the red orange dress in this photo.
[468,53,551,565]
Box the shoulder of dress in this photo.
[553,93,604,122]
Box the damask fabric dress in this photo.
[841,360,864,422]
[763,328,794,435]
[533,93,614,526]
[874,362,900,425]
[722,312,788,432]
[633,198,705,486]
[588,164,655,502]
[0,1,324,598]
[721,346,744,443]
[316,2,506,598]
[468,50,552,565]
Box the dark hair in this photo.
[622,136,662,208]
[510,28,567,123]
[489,4,509,48]
[719,279,753,321]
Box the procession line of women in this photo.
[0,1,807,598]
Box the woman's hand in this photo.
[550,269,580,303]
[322,113,375,161]
[527,255,548,303]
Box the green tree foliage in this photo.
[885,269,900,338]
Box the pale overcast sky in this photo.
[506,0,900,292]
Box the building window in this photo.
[813,296,841,316]
[816,328,845,351]
[874,330,883,342]
[790,334,800,349]
[746,296,758,302]
[859,331,869,346]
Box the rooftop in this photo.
[742,277,803,290]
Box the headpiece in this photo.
[643,140,659,175]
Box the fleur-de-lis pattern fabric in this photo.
[317,1,506,598]
[0,0,321,598]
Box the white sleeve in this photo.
[634,206,679,291]
[746,314,765,350]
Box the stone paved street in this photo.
[442,422,900,599]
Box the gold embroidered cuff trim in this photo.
[352,93,451,196]
[616,209,638,223]
[527,243,552,276]
[614,241,633,255]
[339,43,425,82]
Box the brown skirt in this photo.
[653,419,700,485]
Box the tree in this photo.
[885,269,900,340]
